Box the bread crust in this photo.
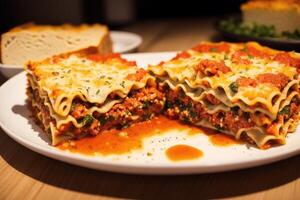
[1,23,113,64]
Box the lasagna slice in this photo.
[26,52,165,145]
[149,42,300,148]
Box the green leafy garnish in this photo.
[282,30,300,40]
[120,81,125,88]
[82,115,94,126]
[219,18,300,40]
[279,106,290,116]
[96,89,100,95]
[229,82,238,93]
[142,101,150,109]
[98,116,107,125]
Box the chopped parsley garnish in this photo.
[86,87,90,94]
[98,116,107,125]
[82,115,94,126]
[229,82,238,93]
[189,110,197,119]
[142,101,150,109]
[120,81,125,88]
[279,106,290,116]
[96,89,100,95]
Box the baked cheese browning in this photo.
[149,41,300,148]
[26,52,165,145]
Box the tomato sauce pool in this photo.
[58,116,242,156]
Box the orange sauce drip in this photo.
[57,116,202,155]
[165,144,203,161]
[57,116,242,155]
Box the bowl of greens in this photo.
[217,16,300,52]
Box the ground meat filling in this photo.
[161,85,270,133]
[162,84,300,138]
[66,85,165,137]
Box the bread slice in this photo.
[1,23,113,65]
[241,0,300,33]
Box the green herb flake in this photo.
[189,110,197,119]
[120,81,125,88]
[86,87,90,94]
[96,89,100,95]
[279,106,290,116]
[229,82,238,93]
[99,116,107,125]
[142,101,150,109]
[82,115,94,126]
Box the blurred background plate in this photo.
[111,31,142,53]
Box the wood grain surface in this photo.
[1,18,300,200]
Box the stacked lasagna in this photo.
[26,52,165,145]
[26,42,300,148]
[149,42,300,148]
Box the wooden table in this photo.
[1,18,300,200]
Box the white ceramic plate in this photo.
[111,31,142,53]
[0,31,142,79]
[1,52,300,175]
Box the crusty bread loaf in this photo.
[1,23,113,65]
[241,0,300,33]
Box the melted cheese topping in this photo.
[27,54,154,117]
[149,42,299,115]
